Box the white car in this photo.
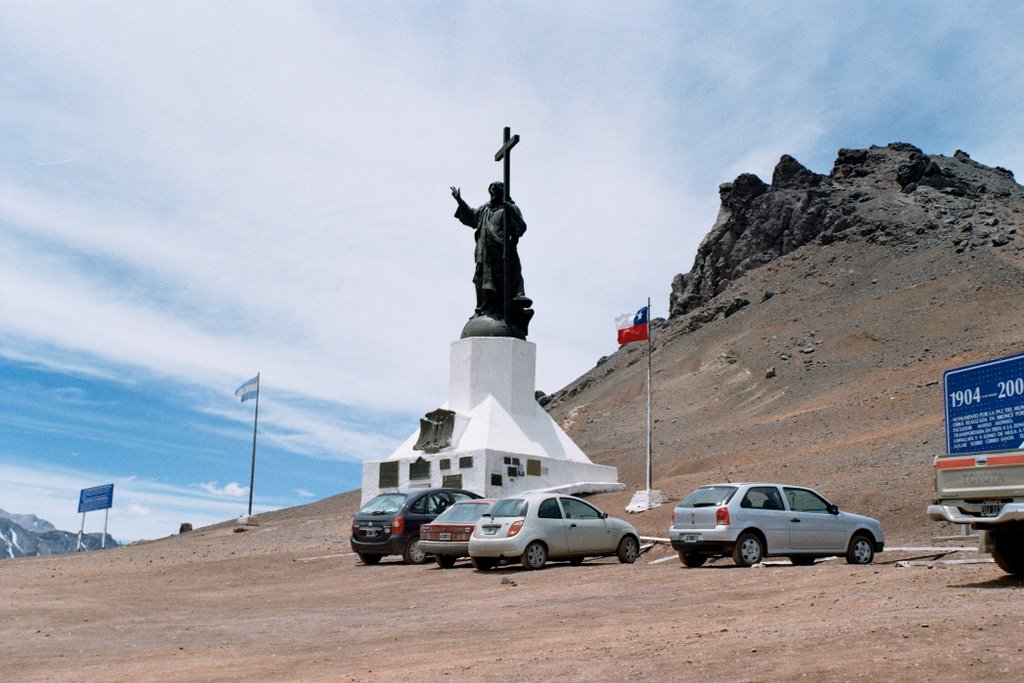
[669,483,885,567]
[468,492,640,570]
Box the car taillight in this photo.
[716,506,731,526]
[391,515,404,534]
[507,520,524,537]
[463,526,473,534]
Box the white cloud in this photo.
[197,481,249,499]
[2,7,698,472]
[292,489,315,499]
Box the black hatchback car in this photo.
[350,488,481,565]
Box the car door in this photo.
[535,497,570,556]
[560,497,613,555]
[407,492,447,531]
[737,486,791,553]
[783,487,848,551]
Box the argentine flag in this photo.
[235,375,259,403]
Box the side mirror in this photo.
[826,504,839,515]
[600,512,608,519]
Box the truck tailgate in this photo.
[936,453,1024,500]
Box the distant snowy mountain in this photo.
[0,510,117,559]
[0,507,57,533]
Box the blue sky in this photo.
[2,1,1023,541]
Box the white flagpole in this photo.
[645,297,653,492]
[76,512,85,551]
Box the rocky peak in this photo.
[772,154,823,189]
[670,142,1024,317]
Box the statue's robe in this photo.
[454,199,527,318]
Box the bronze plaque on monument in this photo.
[413,408,456,454]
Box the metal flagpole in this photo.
[645,297,653,492]
[247,372,260,517]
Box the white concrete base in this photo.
[626,489,669,513]
[360,337,620,504]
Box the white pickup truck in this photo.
[927,450,1024,576]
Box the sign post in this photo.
[76,484,114,551]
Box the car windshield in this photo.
[486,498,528,517]
[433,502,491,524]
[678,486,737,508]
[357,493,407,515]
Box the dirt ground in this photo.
[3,492,1023,682]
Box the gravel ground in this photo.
[3,496,1022,682]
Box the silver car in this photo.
[468,492,641,570]
[669,483,885,567]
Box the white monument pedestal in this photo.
[360,337,621,504]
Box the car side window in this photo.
[433,493,451,515]
[560,498,601,520]
[409,495,428,514]
[451,492,474,503]
[741,487,784,510]
[784,488,829,513]
[538,497,562,519]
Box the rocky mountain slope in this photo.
[0,510,117,559]
[546,142,1024,542]
[670,143,1022,316]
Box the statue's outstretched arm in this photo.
[450,186,468,207]
[451,186,475,226]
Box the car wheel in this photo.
[845,534,874,565]
[521,541,548,570]
[992,532,1024,576]
[789,556,816,566]
[402,537,428,565]
[358,553,381,565]
[992,534,1024,576]
[616,535,639,564]
[679,552,707,568]
[470,556,496,571]
[732,531,765,567]
[435,554,457,569]
[568,556,585,566]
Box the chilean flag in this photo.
[615,306,649,345]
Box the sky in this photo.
[2,1,1023,542]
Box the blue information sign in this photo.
[78,484,114,513]
[945,353,1024,455]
